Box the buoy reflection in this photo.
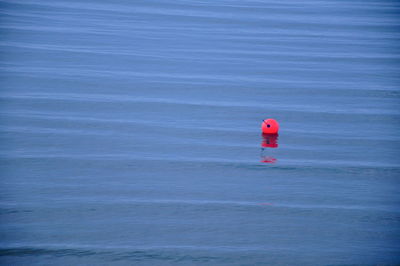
[260,133,278,163]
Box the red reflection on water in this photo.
[260,133,278,163]
[261,133,279,148]
[260,156,277,163]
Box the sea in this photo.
[0,0,399,265]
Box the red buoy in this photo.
[261,119,279,134]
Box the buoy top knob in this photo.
[261,118,279,134]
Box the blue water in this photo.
[1,0,400,265]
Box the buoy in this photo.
[261,118,279,134]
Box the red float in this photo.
[261,119,279,134]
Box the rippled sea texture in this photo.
[1,0,400,265]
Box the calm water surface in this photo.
[1,0,400,265]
